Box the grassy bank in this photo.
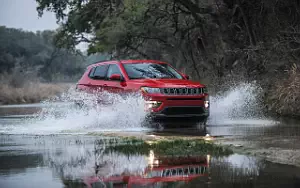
[0,82,72,105]
[97,134,300,168]
[96,137,233,157]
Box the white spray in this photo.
[0,82,278,135]
[0,88,148,134]
[208,82,277,126]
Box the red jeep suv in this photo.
[76,60,209,124]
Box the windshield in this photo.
[123,63,183,79]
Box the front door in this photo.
[105,64,126,94]
[87,64,110,104]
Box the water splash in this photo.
[0,82,279,135]
[208,82,277,126]
[0,88,148,134]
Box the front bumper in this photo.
[150,106,209,118]
[144,93,209,119]
[146,109,209,124]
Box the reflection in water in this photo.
[40,138,259,188]
[1,136,300,188]
[61,147,210,188]
[86,155,209,188]
[43,138,213,188]
[0,154,43,173]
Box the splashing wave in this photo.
[0,82,278,135]
[0,88,148,134]
[209,82,277,126]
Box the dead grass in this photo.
[0,82,72,105]
[268,63,300,117]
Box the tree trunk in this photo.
[237,0,257,46]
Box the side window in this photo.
[106,64,122,80]
[88,67,96,77]
[89,65,109,80]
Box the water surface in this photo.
[1,84,300,187]
[0,135,300,188]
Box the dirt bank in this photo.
[215,136,300,167]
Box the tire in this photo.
[195,117,208,132]
[74,100,84,109]
[141,117,164,130]
[155,122,164,131]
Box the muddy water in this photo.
[0,103,300,187]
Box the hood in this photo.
[129,78,205,88]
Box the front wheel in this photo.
[74,100,85,109]
[141,117,165,131]
[195,117,208,132]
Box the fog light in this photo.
[204,100,209,108]
[145,101,162,109]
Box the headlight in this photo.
[141,87,161,94]
[145,101,162,109]
[204,100,209,108]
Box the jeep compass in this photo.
[76,60,209,124]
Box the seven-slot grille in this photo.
[160,87,203,95]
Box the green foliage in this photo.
[151,139,232,156]
[35,0,300,78]
[104,138,233,156]
[85,53,112,65]
[35,0,300,116]
[0,26,85,82]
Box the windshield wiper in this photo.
[133,67,156,78]
[159,76,174,79]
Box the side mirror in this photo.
[109,74,122,81]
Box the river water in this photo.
[0,83,300,187]
[0,134,300,188]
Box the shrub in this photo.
[268,64,300,117]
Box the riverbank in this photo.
[265,69,300,118]
[215,136,300,167]
[92,131,300,168]
[0,82,72,105]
